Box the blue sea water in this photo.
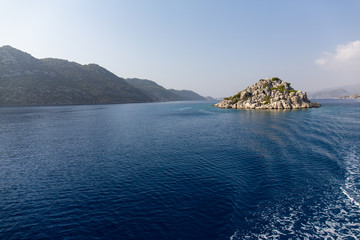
[0,99,359,239]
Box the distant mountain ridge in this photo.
[125,78,183,102]
[0,45,206,105]
[309,84,360,99]
[125,78,206,101]
[168,89,206,101]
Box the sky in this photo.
[1,0,360,97]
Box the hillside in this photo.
[0,46,152,105]
[126,78,206,101]
[125,78,183,102]
[215,77,320,110]
[0,46,206,105]
[41,59,152,104]
[168,89,206,101]
[0,46,81,105]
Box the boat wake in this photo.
[230,147,360,239]
[230,196,360,239]
[341,147,360,208]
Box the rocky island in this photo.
[215,77,321,110]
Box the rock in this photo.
[310,102,321,108]
[291,96,300,105]
[281,100,292,109]
[241,91,251,100]
[215,77,321,110]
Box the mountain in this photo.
[215,77,320,109]
[0,45,79,105]
[168,89,206,100]
[309,84,360,99]
[205,96,216,101]
[0,45,152,105]
[41,59,152,104]
[309,88,350,99]
[126,78,206,101]
[125,78,183,101]
[0,45,205,105]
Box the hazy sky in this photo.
[1,0,360,97]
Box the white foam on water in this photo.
[342,147,360,208]
[230,147,360,239]
[341,187,360,208]
[230,189,360,239]
[229,230,238,240]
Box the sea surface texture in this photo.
[0,100,359,239]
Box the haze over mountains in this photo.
[0,46,205,105]
[308,84,360,99]
[124,78,207,102]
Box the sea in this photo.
[0,99,359,239]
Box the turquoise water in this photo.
[0,100,359,239]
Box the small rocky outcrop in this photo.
[215,77,321,110]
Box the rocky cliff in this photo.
[215,78,320,110]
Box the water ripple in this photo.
[0,100,359,239]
